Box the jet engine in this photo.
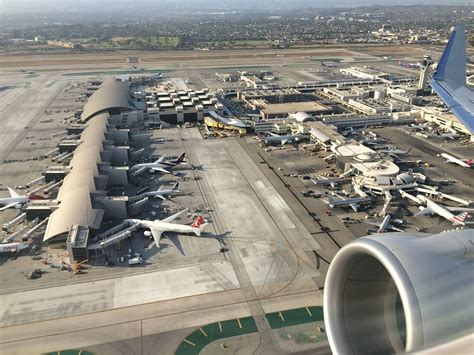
[324,230,473,354]
[143,231,152,237]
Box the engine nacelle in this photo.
[143,231,152,237]
[14,204,22,209]
[324,230,473,354]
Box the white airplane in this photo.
[131,153,186,174]
[410,123,429,131]
[439,153,472,168]
[376,147,411,156]
[311,176,348,188]
[0,242,29,253]
[365,214,404,234]
[130,183,180,201]
[324,193,371,212]
[401,191,474,226]
[0,188,44,211]
[125,209,208,248]
[259,132,308,146]
[438,132,460,140]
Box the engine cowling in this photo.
[324,230,473,354]
[143,231,152,237]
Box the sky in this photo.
[1,0,472,14]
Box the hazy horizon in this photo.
[1,0,472,14]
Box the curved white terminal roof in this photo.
[81,78,134,122]
[292,111,314,122]
[44,186,104,242]
[352,160,400,178]
[208,110,249,128]
[44,113,110,242]
[309,128,331,143]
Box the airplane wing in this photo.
[415,207,434,216]
[445,206,474,212]
[0,202,17,211]
[349,203,358,212]
[388,225,405,233]
[157,155,167,163]
[161,208,188,223]
[7,187,19,198]
[280,139,289,145]
[154,195,166,201]
[151,167,171,174]
[365,220,381,227]
[150,229,164,247]
[431,25,474,133]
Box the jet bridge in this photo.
[88,221,141,250]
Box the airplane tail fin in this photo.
[466,159,472,167]
[172,182,179,191]
[191,216,208,236]
[452,211,469,225]
[7,187,19,198]
[27,194,44,200]
[172,153,186,164]
[191,216,204,228]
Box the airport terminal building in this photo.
[43,78,141,247]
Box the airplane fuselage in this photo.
[440,153,471,168]
[0,196,28,208]
[418,196,466,225]
[0,242,29,253]
[126,219,201,236]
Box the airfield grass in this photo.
[175,306,324,355]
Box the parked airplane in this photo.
[0,188,44,211]
[131,153,186,174]
[439,153,472,168]
[410,123,429,131]
[324,193,371,212]
[125,209,208,248]
[431,25,474,133]
[311,176,348,188]
[401,191,474,226]
[398,60,420,69]
[376,147,411,157]
[130,183,180,201]
[438,132,460,140]
[0,242,29,253]
[259,132,308,146]
[365,214,404,234]
[340,125,367,137]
